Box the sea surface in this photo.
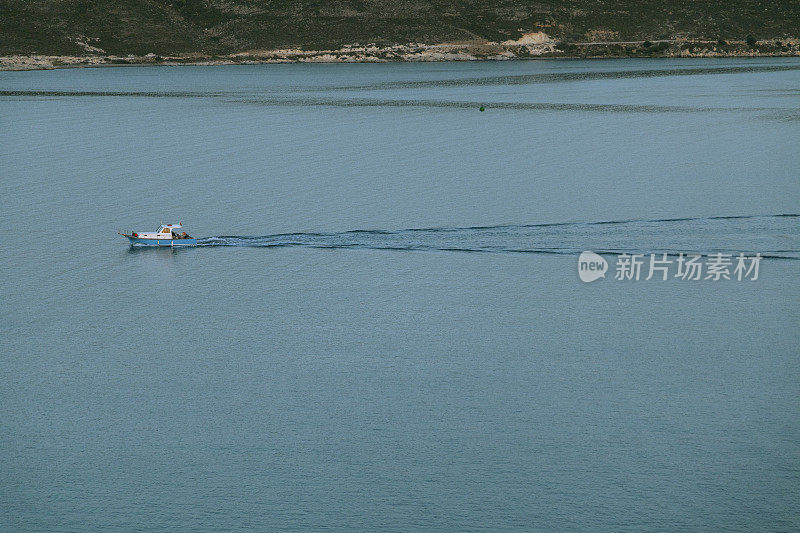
[1,59,799,530]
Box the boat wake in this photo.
[195,214,800,259]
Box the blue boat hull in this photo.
[125,236,197,246]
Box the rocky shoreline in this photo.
[2,34,798,71]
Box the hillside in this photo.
[1,0,798,62]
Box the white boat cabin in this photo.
[134,223,185,239]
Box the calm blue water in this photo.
[1,59,799,530]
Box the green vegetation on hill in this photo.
[1,0,798,56]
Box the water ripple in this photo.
[195,214,800,259]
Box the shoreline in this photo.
[3,37,799,71]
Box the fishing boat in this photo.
[119,223,197,246]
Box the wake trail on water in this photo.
[196,214,800,259]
